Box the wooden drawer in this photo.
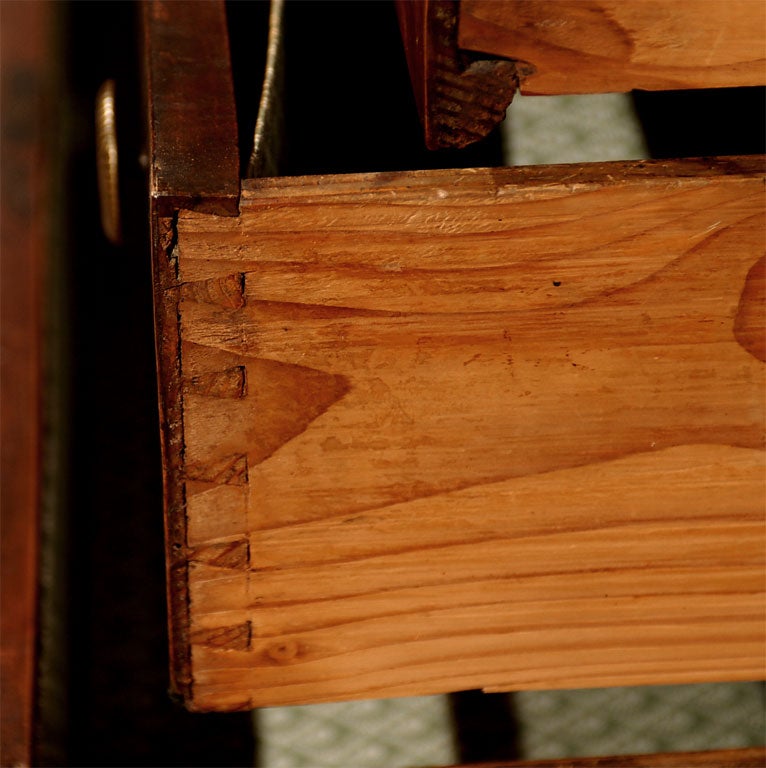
[143,0,766,713]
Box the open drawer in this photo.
[143,0,766,714]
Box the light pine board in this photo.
[161,158,765,710]
[458,0,766,94]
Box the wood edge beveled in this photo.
[238,155,766,200]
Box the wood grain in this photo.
[162,157,765,710]
[459,747,766,768]
[1,1,52,761]
[143,0,242,697]
[395,0,527,149]
[459,0,766,94]
[142,0,239,215]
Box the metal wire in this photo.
[95,79,121,244]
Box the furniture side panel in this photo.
[166,160,765,709]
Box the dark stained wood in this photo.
[0,1,53,763]
[143,0,242,699]
[457,746,766,767]
[395,0,528,150]
[151,213,193,703]
[142,0,240,215]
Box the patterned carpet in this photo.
[506,92,648,166]
[255,683,765,767]
[514,683,766,760]
[255,696,455,768]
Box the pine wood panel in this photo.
[160,157,765,710]
[458,0,766,94]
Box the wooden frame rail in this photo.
[457,746,766,767]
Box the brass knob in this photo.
[95,79,121,245]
